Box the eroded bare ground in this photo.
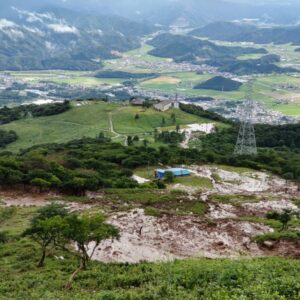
[1,165,300,263]
[91,166,300,263]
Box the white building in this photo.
[153,100,179,112]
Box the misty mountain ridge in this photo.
[0,6,154,71]
[191,21,300,45]
[2,0,300,27]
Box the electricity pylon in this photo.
[234,81,257,156]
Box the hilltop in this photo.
[194,76,243,91]
[1,101,227,152]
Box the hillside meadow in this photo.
[1,101,225,152]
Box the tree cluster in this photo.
[0,101,71,125]
[23,204,119,289]
[0,130,17,148]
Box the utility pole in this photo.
[234,81,257,156]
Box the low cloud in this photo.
[48,23,79,34]
[0,19,17,30]
[12,7,54,23]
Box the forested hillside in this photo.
[148,33,266,63]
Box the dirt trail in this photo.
[109,111,128,146]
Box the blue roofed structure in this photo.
[155,168,191,179]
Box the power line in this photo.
[234,81,257,156]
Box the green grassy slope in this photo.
[1,102,224,152]
[1,102,116,152]
[1,238,300,299]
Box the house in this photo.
[130,98,145,106]
[153,100,179,112]
[155,168,191,179]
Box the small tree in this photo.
[24,216,68,267]
[266,209,294,231]
[176,124,180,133]
[23,204,68,267]
[171,113,176,124]
[127,136,133,146]
[134,114,140,120]
[31,178,51,193]
[161,117,166,126]
[64,213,119,289]
[164,171,175,183]
[133,135,139,142]
[0,231,8,244]
[154,129,159,142]
[143,139,149,147]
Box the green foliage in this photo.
[0,130,17,148]
[157,131,185,145]
[293,198,300,207]
[0,101,71,125]
[255,231,300,243]
[1,240,300,300]
[200,124,300,182]
[210,194,259,206]
[0,231,8,244]
[266,210,297,231]
[23,204,69,267]
[180,103,232,124]
[0,207,17,223]
[164,171,175,183]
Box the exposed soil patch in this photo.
[259,240,300,259]
[91,209,272,263]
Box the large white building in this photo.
[153,100,179,112]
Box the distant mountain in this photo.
[190,22,257,41]
[207,55,299,75]
[194,76,243,91]
[148,33,267,63]
[191,21,300,45]
[0,7,154,71]
[2,0,300,27]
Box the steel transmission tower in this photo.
[234,82,257,156]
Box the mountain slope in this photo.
[0,7,154,71]
[207,55,299,75]
[191,21,300,45]
[148,33,267,63]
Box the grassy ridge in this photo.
[1,102,225,152]
[1,102,116,152]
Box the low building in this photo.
[130,98,145,106]
[155,168,191,179]
[153,100,179,112]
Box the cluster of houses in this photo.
[130,97,180,111]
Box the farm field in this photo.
[1,101,224,152]
[6,71,124,87]
[140,72,300,116]
[2,43,300,117]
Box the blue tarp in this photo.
[156,168,191,179]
